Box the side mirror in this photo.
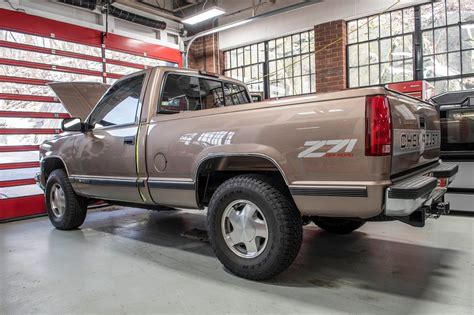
[62,117,85,132]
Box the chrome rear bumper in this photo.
[385,162,458,217]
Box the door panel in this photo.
[70,73,147,203]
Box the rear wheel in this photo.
[207,174,302,280]
[45,169,88,230]
[312,217,365,234]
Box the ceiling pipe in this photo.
[183,0,323,68]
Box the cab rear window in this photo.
[159,74,250,114]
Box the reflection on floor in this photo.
[1,207,473,314]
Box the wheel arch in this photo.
[42,156,69,181]
[194,153,292,208]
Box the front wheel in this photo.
[312,217,365,234]
[207,175,303,281]
[45,169,88,230]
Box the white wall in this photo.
[218,0,429,50]
[0,0,181,49]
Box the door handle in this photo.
[123,136,135,145]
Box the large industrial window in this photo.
[223,30,315,98]
[347,0,474,94]
[347,7,416,88]
[420,0,474,93]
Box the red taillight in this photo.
[365,95,392,156]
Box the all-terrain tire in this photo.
[45,169,88,230]
[312,217,365,234]
[207,174,303,280]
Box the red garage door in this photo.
[0,9,181,221]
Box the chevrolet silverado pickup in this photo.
[37,67,458,280]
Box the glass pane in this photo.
[0,117,62,128]
[230,50,237,68]
[349,45,358,67]
[433,1,447,27]
[292,34,301,55]
[310,74,316,93]
[0,100,65,113]
[359,66,369,86]
[380,39,391,62]
[90,74,144,126]
[293,77,302,95]
[358,18,369,42]
[381,62,392,83]
[0,151,38,163]
[391,36,404,60]
[380,13,391,37]
[258,43,265,63]
[392,61,404,82]
[0,65,103,82]
[461,0,474,22]
[105,50,167,67]
[349,68,359,88]
[276,59,285,79]
[446,0,460,25]
[359,43,369,65]
[435,54,448,77]
[301,32,310,53]
[421,4,433,30]
[369,41,379,64]
[0,47,102,71]
[276,38,284,59]
[0,83,55,96]
[251,44,258,64]
[310,53,315,74]
[284,78,293,96]
[268,40,276,60]
[107,64,141,75]
[461,24,474,49]
[368,15,379,40]
[0,135,55,146]
[348,21,358,43]
[434,28,448,54]
[424,56,435,78]
[237,48,244,67]
[244,46,251,65]
[447,26,461,51]
[224,51,231,69]
[404,35,413,57]
[284,36,292,57]
[0,167,38,181]
[403,8,415,33]
[423,31,434,55]
[293,56,301,76]
[309,31,315,52]
[391,11,403,36]
[462,50,474,73]
[370,64,380,85]
[302,75,311,94]
[404,60,414,81]
[301,55,311,75]
[448,52,462,76]
[0,30,101,57]
[284,57,293,78]
[0,184,43,199]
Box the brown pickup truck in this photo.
[37,67,458,280]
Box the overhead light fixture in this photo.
[182,6,225,25]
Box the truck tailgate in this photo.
[388,90,440,176]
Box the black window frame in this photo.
[87,71,147,129]
[346,0,474,94]
[157,72,251,114]
[223,29,316,99]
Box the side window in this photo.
[159,74,229,114]
[223,83,250,105]
[89,74,144,128]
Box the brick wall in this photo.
[188,33,224,74]
[314,20,347,93]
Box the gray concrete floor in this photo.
[1,208,473,315]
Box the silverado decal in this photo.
[298,139,358,158]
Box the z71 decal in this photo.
[298,139,358,158]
